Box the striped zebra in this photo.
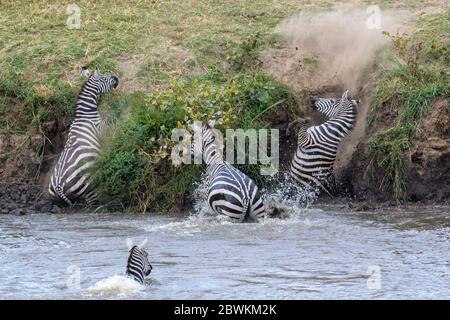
[192,120,265,222]
[126,239,152,284]
[48,67,118,206]
[289,90,358,196]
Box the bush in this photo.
[92,71,294,212]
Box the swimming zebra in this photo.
[48,67,118,206]
[192,120,265,222]
[289,90,358,196]
[126,239,152,285]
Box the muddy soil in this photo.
[344,98,450,203]
[0,118,67,213]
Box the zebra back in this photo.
[193,120,265,221]
[48,68,118,206]
[290,90,357,196]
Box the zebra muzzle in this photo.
[310,97,318,109]
[112,76,119,88]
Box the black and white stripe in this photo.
[48,67,118,206]
[289,90,358,196]
[193,120,265,222]
[126,244,152,284]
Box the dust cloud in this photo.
[261,5,411,176]
[274,5,410,93]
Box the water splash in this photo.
[191,172,212,217]
[261,173,319,218]
[83,274,143,297]
[188,171,319,222]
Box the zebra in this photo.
[192,119,265,222]
[48,67,118,206]
[288,90,358,196]
[126,239,152,284]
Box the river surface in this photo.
[0,205,449,299]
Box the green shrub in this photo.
[368,11,449,203]
[368,124,415,203]
[92,71,294,212]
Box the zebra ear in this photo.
[341,90,349,101]
[208,119,216,128]
[81,67,90,78]
[93,68,100,77]
[126,238,133,250]
[138,238,148,250]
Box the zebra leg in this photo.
[326,173,338,196]
[84,189,98,207]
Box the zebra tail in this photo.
[242,198,251,222]
[55,186,73,207]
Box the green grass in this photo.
[368,10,449,203]
[0,1,308,137]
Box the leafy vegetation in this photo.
[92,68,295,212]
[368,10,449,203]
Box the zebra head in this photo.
[191,119,218,163]
[81,67,119,95]
[126,239,152,284]
[310,90,358,118]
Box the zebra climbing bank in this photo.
[192,120,266,222]
[48,67,118,206]
[288,90,358,196]
[126,239,152,284]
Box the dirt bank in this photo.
[260,6,449,204]
[0,118,68,213]
[345,98,450,203]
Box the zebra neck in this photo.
[74,82,101,120]
[205,149,224,174]
[333,108,357,125]
[297,124,311,147]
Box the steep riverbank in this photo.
[0,3,448,213]
[260,7,449,206]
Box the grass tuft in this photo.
[368,11,449,203]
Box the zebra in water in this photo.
[126,239,152,284]
[289,90,358,196]
[192,120,265,222]
[48,67,118,206]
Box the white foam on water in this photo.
[143,212,234,235]
[83,274,143,297]
[142,173,327,234]
[140,170,327,235]
[191,173,211,216]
